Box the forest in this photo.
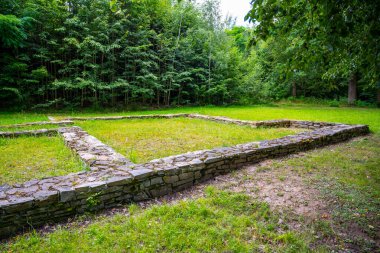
[0,0,379,109]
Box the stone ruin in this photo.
[0,113,370,238]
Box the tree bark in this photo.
[377,87,380,106]
[292,82,297,97]
[348,74,357,105]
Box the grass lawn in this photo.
[0,112,48,125]
[257,135,380,251]
[0,136,86,185]
[1,187,313,252]
[76,118,303,163]
[47,105,380,133]
[1,104,379,251]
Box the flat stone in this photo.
[33,190,59,205]
[58,187,76,202]
[74,181,106,192]
[105,176,133,187]
[128,169,154,180]
[0,191,7,199]
[4,197,34,212]
[150,177,163,185]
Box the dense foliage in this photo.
[245,0,380,104]
[0,0,379,109]
[0,0,243,109]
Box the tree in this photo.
[246,0,380,104]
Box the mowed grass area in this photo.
[76,118,302,163]
[1,188,314,252]
[0,136,86,185]
[0,112,47,125]
[2,105,380,133]
[48,105,380,133]
[1,105,379,251]
[259,135,380,251]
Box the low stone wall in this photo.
[0,129,58,138]
[0,115,370,238]
[0,120,73,128]
[188,114,338,129]
[58,127,134,170]
[0,120,74,138]
[64,113,189,121]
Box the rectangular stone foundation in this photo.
[0,114,370,238]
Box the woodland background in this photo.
[0,0,379,109]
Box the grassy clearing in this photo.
[0,136,86,185]
[45,105,380,133]
[1,187,316,253]
[1,105,379,132]
[286,136,380,198]
[1,105,379,251]
[0,113,48,125]
[76,118,302,163]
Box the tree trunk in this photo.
[377,87,380,106]
[292,82,297,97]
[348,74,357,105]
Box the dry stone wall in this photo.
[0,120,73,138]
[0,129,58,138]
[0,114,370,238]
[0,120,73,128]
[58,126,134,170]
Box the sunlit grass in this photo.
[1,105,379,133]
[48,105,380,133]
[0,136,86,185]
[76,118,302,163]
[1,188,313,253]
[0,113,48,125]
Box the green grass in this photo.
[286,136,380,198]
[0,112,48,125]
[76,118,302,163]
[0,136,86,185]
[260,135,380,251]
[1,187,315,253]
[2,105,379,132]
[45,105,380,134]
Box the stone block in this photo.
[59,188,76,202]
[163,175,179,184]
[105,176,133,187]
[128,168,154,181]
[150,177,163,186]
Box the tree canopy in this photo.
[0,0,378,109]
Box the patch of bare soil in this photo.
[214,158,327,220]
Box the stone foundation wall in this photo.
[0,129,58,138]
[0,114,370,238]
[0,120,73,128]
[0,120,73,138]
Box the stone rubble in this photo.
[0,114,370,238]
